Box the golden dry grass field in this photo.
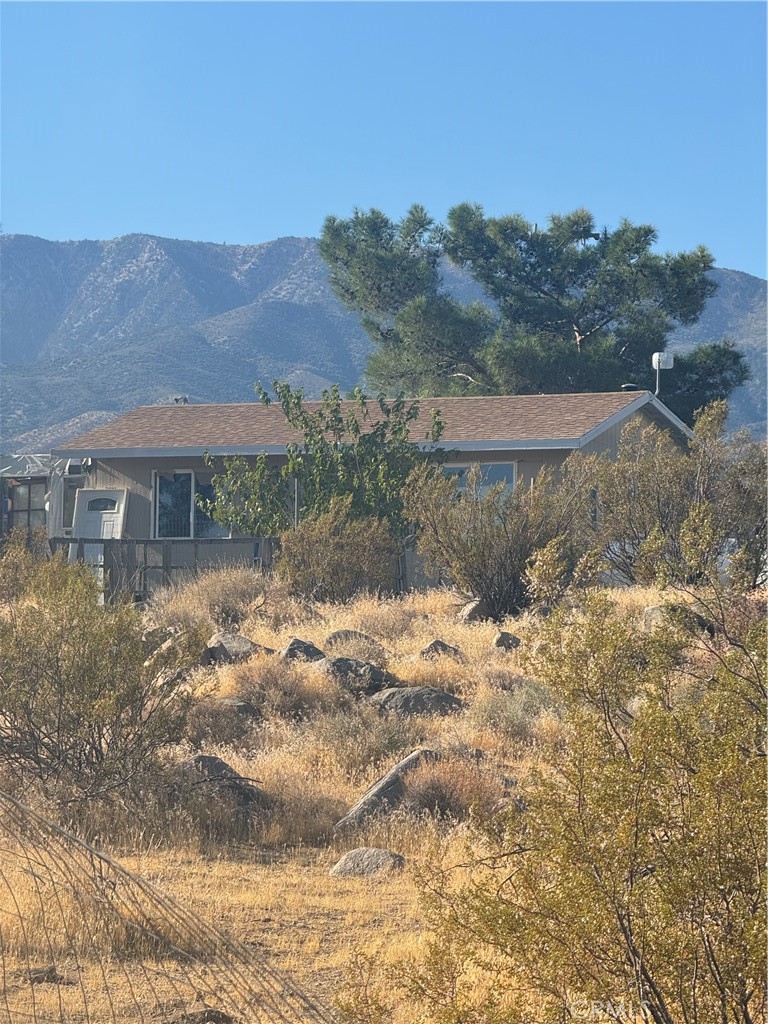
[1,568,753,1024]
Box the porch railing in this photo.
[48,536,275,601]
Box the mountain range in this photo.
[1,232,765,452]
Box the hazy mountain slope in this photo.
[668,268,766,434]
[1,233,371,449]
[1,232,764,451]
[1,236,103,364]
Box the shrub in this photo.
[466,678,552,744]
[396,591,766,1024]
[222,656,350,722]
[350,599,425,643]
[404,458,596,619]
[147,565,267,632]
[304,706,423,782]
[184,696,261,750]
[276,498,398,603]
[0,547,191,800]
[402,759,506,822]
[589,403,767,589]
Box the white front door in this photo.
[70,489,128,565]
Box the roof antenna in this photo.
[173,395,189,405]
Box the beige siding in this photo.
[443,448,573,487]
[580,408,678,459]
[581,421,624,459]
[84,415,671,541]
[90,455,289,539]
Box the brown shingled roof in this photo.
[54,391,654,454]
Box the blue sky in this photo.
[2,2,766,277]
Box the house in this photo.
[47,390,692,595]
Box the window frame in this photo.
[152,469,230,540]
[442,460,518,497]
[6,477,48,532]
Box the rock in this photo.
[419,639,464,661]
[141,625,176,651]
[458,598,492,623]
[178,754,269,810]
[168,1012,235,1024]
[335,748,441,830]
[368,686,464,717]
[330,847,405,877]
[535,605,552,618]
[492,630,521,651]
[278,637,326,662]
[26,966,75,986]
[201,631,271,667]
[643,604,715,637]
[325,629,380,649]
[316,657,391,696]
[215,696,259,718]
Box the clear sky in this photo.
[1,1,766,277]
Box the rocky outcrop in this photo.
[419,639,464,661]
[201,631,272,666]
[643,604,716,637]
[278,638,326,662]
[335,748,441,830]
[492,630,521,651]
[458,598,492,623]
[316,657,391,696]
[177,754,269,810]
[368,686,464,717]
[324,629,381,650]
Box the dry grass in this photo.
[146,564,270,632]
[122,848,428,1008]
[2,571,686,1022]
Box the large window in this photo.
[443,462,516,496]
[154,471,229,539]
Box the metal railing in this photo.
[49,536,275,600]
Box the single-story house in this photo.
[46,389,692,594]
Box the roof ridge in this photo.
[124,391,648,413]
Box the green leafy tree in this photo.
[206,381,445,540]
[320,204,748,423]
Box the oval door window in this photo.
[87,498,118,512]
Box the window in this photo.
[6,478,47,531]
[153,471,229,539]
[87,497,118,512]
[193,477,229,538]
[443,462,517,497]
